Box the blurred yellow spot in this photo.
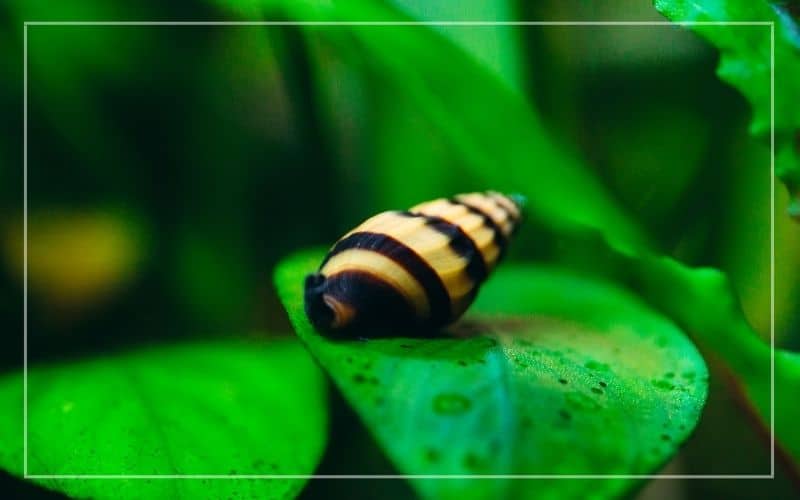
[61,401,74,413]
[3,210,145,311]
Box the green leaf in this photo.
[275,250,708,500]
[213,0,648,252]
[653,0,800,214]
[0,340,327,499]
[389,0,524,88]
[623,251,800,472]
[553,229,799,475]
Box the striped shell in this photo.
[304,191,522,334]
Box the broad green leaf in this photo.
[275,250,708,500]
[0,340,327,499]
[653,0,800,215]
[623,251,800,472]
[555,228,799,474]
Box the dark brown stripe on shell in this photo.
[399,210,489,285]
[321,230,452,325]
[448,197,508,259]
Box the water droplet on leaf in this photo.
[433,393,472,415]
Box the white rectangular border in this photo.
[22,20,775,480]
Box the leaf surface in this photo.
[625,252,800,474]
[0,340,327,499]
[275,250,708,500]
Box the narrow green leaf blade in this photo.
[0,340,327,499]
[275,250,708,500]
[213,0,648,251]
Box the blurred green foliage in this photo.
[655,0,800,214]
[0,0,798,499]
